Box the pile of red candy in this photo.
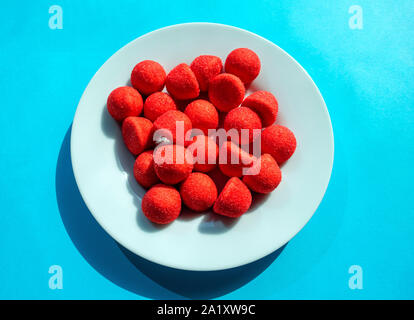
[107,48,296,224]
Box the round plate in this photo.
[71,23,334,271]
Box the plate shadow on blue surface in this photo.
[55,125,285,299]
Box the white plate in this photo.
[71,23,334,271]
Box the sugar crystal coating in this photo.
[143,92,177,122]
[242,91,278,127]
[142,184,181,224]
[180,172,218,212]
[187,135,219,173]
[153,144,194,185]
[121,116,153,155]
[208,73,245,112]
[184,99,219,135]
[261,125,297,164]
[243,153,282,194]
[133,150,160,189]
[213,177,252,218]
[166,63,200,100]
[190,55,223,91]
[225,48,261,84]
[223,106,262,145]
[153,110,192,145]
[107,86,143,121]
[218,141,256,177]
[131,60,166,95]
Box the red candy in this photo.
[133,150,160,189]
[213,177,252,218]
[242,91,278,127]
[142,184,181,224]
[107,86,143,121]
[180,172,218,212]
[131,60,166,96]
[108,50,298,224]
[218,141,255,177]
[153,110,192,145]
[208,73,245,112]
[121,117,153,155]
[153,144,194,185]
[223,107,262,145]
[166,63,200,100]
[190,55,223,91]
[184,99,219,135]
[144,92,177,122]
[225,48,261,84]
[207,167,229,194]
[243,154,282,194]
[261,125,297,164]
[187,135,218,173]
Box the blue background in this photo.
[0,0,413,299]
